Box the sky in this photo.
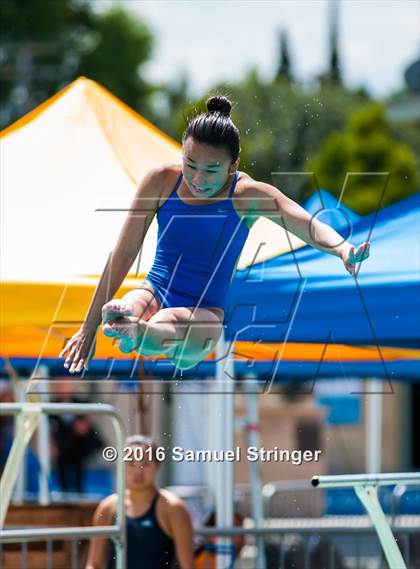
[116,0,420,98]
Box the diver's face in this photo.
[182,137,237,197]
[125,445,158,491]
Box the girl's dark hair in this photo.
[183,95,241,163]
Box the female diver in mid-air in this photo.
[60,96,370,373]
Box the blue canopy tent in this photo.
[221,193,420,380]
[303,188,361,228]
[226,193,419,344]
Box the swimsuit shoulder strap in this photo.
[167,171,183,198]
[158,171,183,209]
[110,492,160,522]
[146,492,160,519]
[227,171,239,198]
[173,171,183,193]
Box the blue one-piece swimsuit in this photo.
[146,170,249,315]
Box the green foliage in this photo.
[160,78,417,212]
[152,72,190,140]
[220,79,368,200]
[0,0,92,42]
[390,121,420,165]
[0,0,154,128]
[0,0,93,124]
[309,103,419,214]
[275,30,293,82]
[157,73,370,201]
[78,6,154,111]
[3,0,418,216]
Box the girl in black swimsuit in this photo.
[86,435,195,569]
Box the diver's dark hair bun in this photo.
[184,95,240,162]
[206,95,232,116]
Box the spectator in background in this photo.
[195,510,245,569]
[50,379,103,493]
[86,434,195,569]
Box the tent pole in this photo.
[11,375,26,504]
[4,360,26,504]
[36,365,50,505]
[215,333,234,569]
[207,381,217,506]
[365,378,383,473]
[244,378,266,569]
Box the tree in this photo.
[215,78,368,201]
[152,59,371,203]
[328,0,341,85]
[150,69,190,140]
[275,30,293,83]
[308,103,418,213]
[319,0,342,87]
[0,1,155,128]
[77,6,154,114]
[0,0,93,126]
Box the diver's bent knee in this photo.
[174,357,202,370]
[172,348,207,370]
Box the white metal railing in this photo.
[200,521,420,569]
[2,518,419,569]
[311,472,420,569]
[0,402,126,569]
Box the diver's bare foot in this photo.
[103,316,145,354]
[102,300,133,325]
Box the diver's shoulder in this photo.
[232,171,267,219]
[232,170,257,203]
[137,164,182,202]
[141,163,181,183]
[236,170,257,193]
[155,164,182,184]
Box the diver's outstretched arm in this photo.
[242,179,370,275]
[59,166,169,373]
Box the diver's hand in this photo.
[343,241,370,276]
[59,327,97,374]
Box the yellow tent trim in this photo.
[87,78,181,152]
[84,81,140,186]
[0,80,78,138]
[232,342,419,362]
[0,77,181,153]
[1,282,419,362]
[1,326,418,364]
